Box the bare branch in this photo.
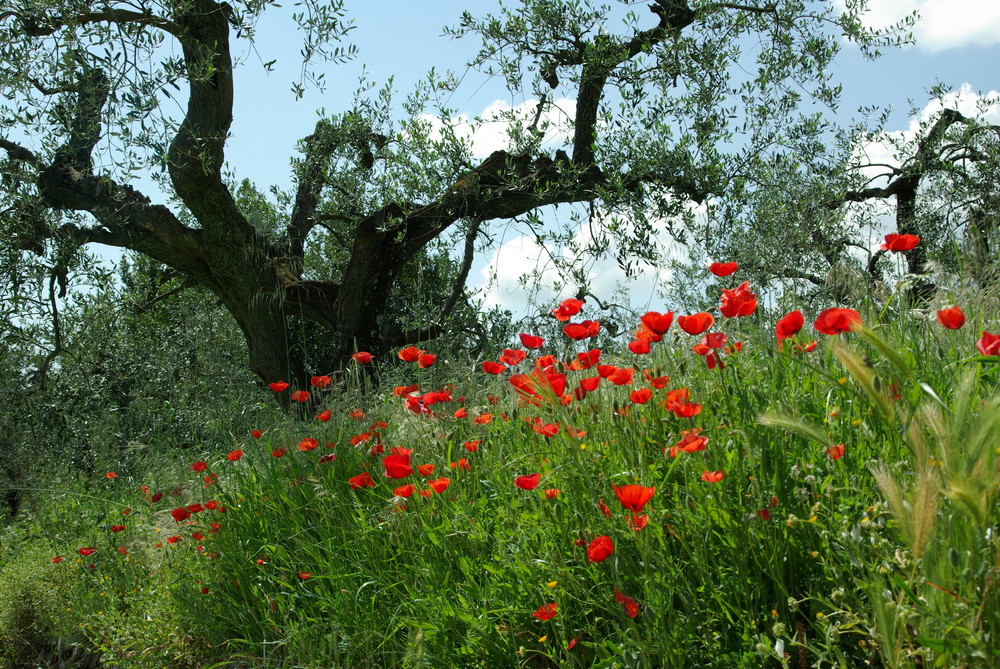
[0,138,43,168]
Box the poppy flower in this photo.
[350,432,371,446]
[449,458,470,471]
[826,444,845,460]
[677,312,714,335]
[272,448,286,457]
[310,375,331,388]
[626,513,648,531]
[52,556,64,563]
[191,461,207,473]
[348,472,375,489]
[515,473,541,490]
[519,333,545,349]
[348,408,366,419]
[427,477,451,493]
[598,499,613,518]
[500,348,527,365]
[110,525,126,533]
[612,484,655,513]
[383,453,413,479]
[394,484,415,497]
[78,547,96,556]
[881,233,920,252]
[629,388,652,404]
[417,464,436,477]
[608,367,635,386]
[640,311,674,335]
[352,351,373,364]
[544,488,560,499]
[567,637,578,650]
[551,298,584,321]
[481,361,506,375]
[531,420,559,437]
[418,353,437,368]
[814,308,862,335]
[533,603,558,620]
[393,384,419,396]
[577,349,601,369]
[579,376,601,392]
[775,310,804,345]
[298,572,311,579]
[615,588,639,618]
[106,471,117,479]
[290,390,310,402]
[701,470,725,483]
[936,306,965,330]
[151,492,163,503]
[298,438,318,451]
[720,281,758,318]
[709,261,738,277]
[463,440,480,453]
[268,381,289,392]
[398,346,423,363]
[251,429,263,439]
[628,339,651,354]
[675,432,708,453]
[318,453,337,464]
[316,409,332,422]
[474,413,492,425]
[586,535,614,563]
[977,331,1000,356]
[563,320,600,340]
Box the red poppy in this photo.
[881,233,920,251]
[533,603,558,620]
[106,471,117,479]
[464,440,480,452]
[52,556,64,563]
[474,413,492,425]
[166,535,181,544]
[720,281,758,318]
[398,346,423,363]
[826,444,845,460]
[348,472,375,489]
[615,588,639,618]
[598,499,612,518]
[628,339,651,355]
[382,453,413,479]
[519,333,545,349]
[110,525,126,533]
[290,390,310,402]
[449,458,470,471]
[936,306,965,330]
[352,351,373,364]
[515,473,541,490]
[319,453,337,463]
[350,432,371,446]
[150,492,162,503]
[393,384,419,396]
[481,360,506,376]
[709,261,738,277]
[626,513,648,531]
[579,376,601,392]
[567,637,578,650]
[551,298,584,321]
[299,438,319,451]
[563,320,600,340]
[612,484,655,513]
[427,477,451,493]
[418,353,437,368]
[814,308,862,335]
[417,464,436,476]
[298,572,311,579]
[191,461,207,473]
[675,432,708,453]
[977,331,1000,356]
[544,488,560,499]
[499,348,526,365]
[774,310,804,347]
[251,429,263,439]
[586,535,614,562]
[227,449,243,461]
[640,311,674,335]
[205,500,218,510]
[697,332,728,351]
[644,371,670,388]
[186,503,204,513]
[577,349,601,368]
[268,381,289,392]
[272,448,286,458]
[349,408,366,419]
[531,420,559,437]
[310,375,331,388]
[608,367,635,386]
[316,409,332,422]
[677,312,714,335]
[701,470,725,483]
[394,484,415,497]
[629,388,652,404]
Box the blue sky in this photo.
[99,1,1000,316]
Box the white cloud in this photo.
[418,97,576,159]
[845,0,1000,52]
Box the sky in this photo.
[86,0,1000,317]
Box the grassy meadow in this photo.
[1,283,998,668]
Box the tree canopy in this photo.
[0,0,917,391]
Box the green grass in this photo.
[1,306,998,668]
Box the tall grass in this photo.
[1,303,997,668]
